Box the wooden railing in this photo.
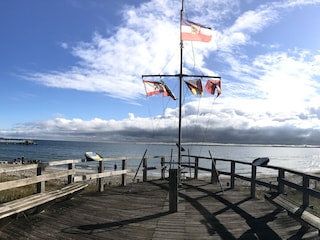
[0,160,82,194]
[0,160,88,220]
[180,155,320,210]
[264,165,320,207]
[1,154,319,211]
[0,155,168,195]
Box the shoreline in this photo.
[1,165,319,187]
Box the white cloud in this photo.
[229,6,278,34]
[59,42,69,49]
[128,113,135,120]
[279,0,320,8]
[24,0,242,102]
[25,1,183,102]
[252,51,320,110]
[3,98,320,144]
[7,0,320,144]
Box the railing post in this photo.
[251,165,256,198]
[122,159,127,186]
[36,163,45,193]
[169,169,178,213]
[98,160,104,192]
[211,158,218,184]
[302,174,310,207]
[67,162,74,184]
[143,157,147,182]
[230,161,235,189]
[194,157,199,179]
[278,169,285,193]
[161,157,165,180]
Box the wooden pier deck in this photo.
[0,179,319,240]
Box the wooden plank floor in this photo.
[0,179,319,239]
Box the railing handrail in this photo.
[183,155,320,208]
[1,154,319,209]
[265,164,320,181]
[185,154,320,181]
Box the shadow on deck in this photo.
[0,179,318,240]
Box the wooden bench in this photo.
[0,182,88,220]
[265,193,320,235]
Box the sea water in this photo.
[0,140,320,175]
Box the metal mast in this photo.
[142,0,220,173]
[178,0,184,170]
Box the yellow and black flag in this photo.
[184,79,204,96]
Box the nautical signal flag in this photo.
[143,80,176,100]
[205,79,221,98]
[184,79,203,95]
[181,19,212,42]
[161,81,177,100]
[143,80,164,96]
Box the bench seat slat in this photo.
[0,182,88,220]
[265,193,320,231]
[0,182,87,209]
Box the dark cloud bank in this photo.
[21,125,320,146]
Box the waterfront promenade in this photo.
[0,178,318,240]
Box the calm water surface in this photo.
[0,140,319,174]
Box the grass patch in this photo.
[0,185,63,204]
[0,185,36,204]
[0,175,35,204]
[0,175,70,204]
[0,175,123,204]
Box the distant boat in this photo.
[84,152,104,161]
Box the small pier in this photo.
[0,138,36,145]
[0,179,319,239]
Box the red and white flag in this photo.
[181,19,212,42]
[205,79,221,97]
[143,80,176,100]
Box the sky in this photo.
[1,0,320,145]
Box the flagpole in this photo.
[142,0,221,186]
[177,0,184,177]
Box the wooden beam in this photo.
[0,169,75,191]
[73,170,128,182]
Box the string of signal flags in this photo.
[142,78,221,100]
